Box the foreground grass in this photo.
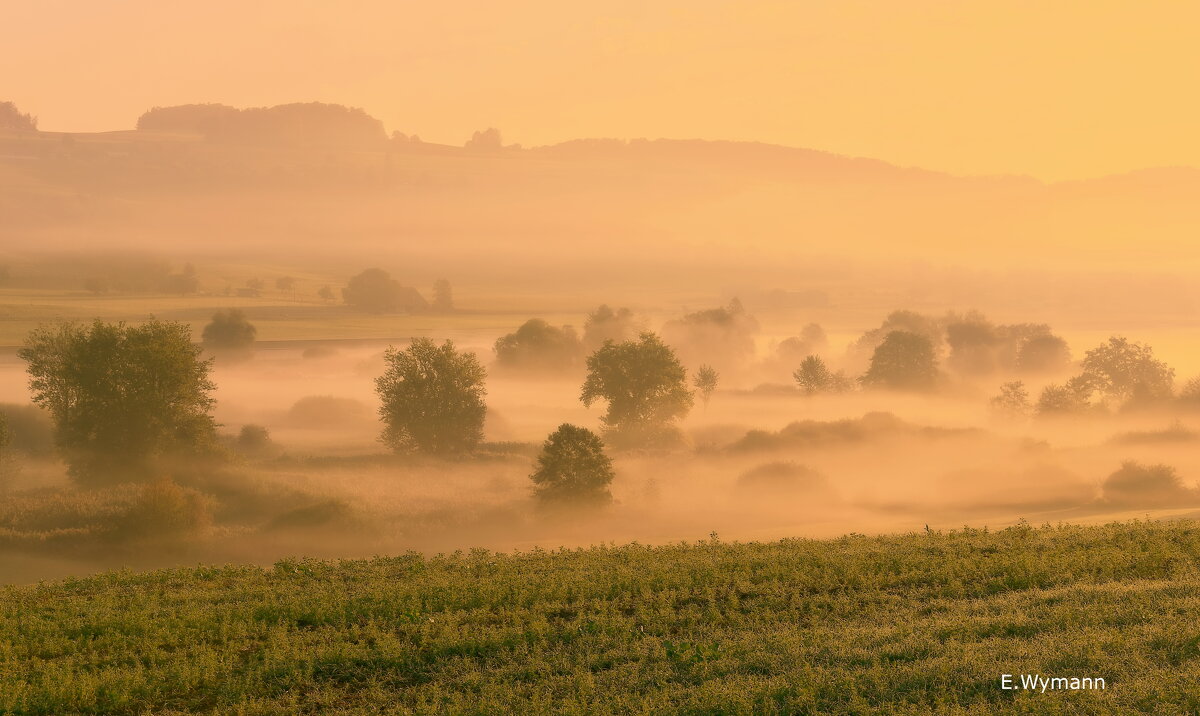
[5,521,1200,714]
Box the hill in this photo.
[4,520,1200,713]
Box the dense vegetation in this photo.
[5,520,1200,714]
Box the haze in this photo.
[7,0,1200,180]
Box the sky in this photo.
[5,0,1198,180]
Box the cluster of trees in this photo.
[80,260,198,296]
[991,336,1179,419]
[0,101,37,131]
[340,269,452,314]
[136,102,387,149]
[491,305,641,373]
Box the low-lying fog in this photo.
[5,321,1200,585]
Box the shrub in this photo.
[236,425,274,456]
[112,479,213,541]
[201,308,257,355]
[1102,461,1198,508]
[286,396,373,428]
[737,462,833,498]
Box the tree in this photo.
[274,275,296,297]
[793,355,851,395]
[1102,461,1197,508]
[1035,376,1095,416]
[990,381,1031,421]
[0,101,37,131]
[530,424,615,507]
[376,338,487,455]
[1080,336,1174,404]
[201,309,256,355]
[661,299,759,376]
[494,319,582,372]
[582,305,640,352]
[245,277,265,291]
[580,332,693,447]
[860,331,938,390]
[317,285,335,303]
[18,320,217,484]
[342,268,427,313]
[694,365,719,407]
[465,127,503,151]
[1016,334,1071,375]
[161,263,199,295]
[431,279,454,312]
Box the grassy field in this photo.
[5,520,1200,714]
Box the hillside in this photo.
[5,520,1200,714]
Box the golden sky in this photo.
[6,0,1198,180]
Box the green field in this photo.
[5,520,1200,714]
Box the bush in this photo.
[342,269,427,313]
[235,425,274,456]
[113,479,213,541]
[286,396,374,428]
[493,319,583,372]
[737,462,833,498]
[1102,462,1198,508]
[201,309,256,355]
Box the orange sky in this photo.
[6,0,1198,180]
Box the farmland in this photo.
[5,520,1200,714]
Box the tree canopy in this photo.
[1080,336,1174,403]
[342,269,428,313]
[201,309,257,355]
[493,319,582,373]
[18,320,217,483]
[860,331,939,391]
[530,424,615,507]
[581,332,693,447]
[376,338,487,455]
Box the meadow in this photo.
[4,520,1200,714]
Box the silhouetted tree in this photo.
[201,309,256,355]
[494,319,582,372]
[661,298,759,376]
[848,310,943,372]
[1035,376,1095,416]
[582,305,640,352]
[1102,461,1197,508]
[0,101,37,131]
[18,320,217,484]
[161,263,199,295]
[275,276,295,291]
[990,381,1031,421]
[1017,334,1072,375]
[860,331,938,390]
[431,279,454,312]
[317,285,335,303]
[465,127,503,151]
[581,332,693,447]
[342,268,427,313]
[1080,336,1174,404]
[376,338,487,455]
[530,424,615,507]
[694,365,719,407]
[793,355,852,395]
[137,102,386,148]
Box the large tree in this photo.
[530,424,615,507]
[18,320,217,484]
[342,268,427,313]
[860,331,939,391]
[493,319,582,372]
[376,338,487,455]
[1080,336,1174,403]
[580,332,693,447]
[201,308,257,356]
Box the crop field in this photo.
[5,520,1200,714]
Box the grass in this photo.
[5,520,1200,714]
